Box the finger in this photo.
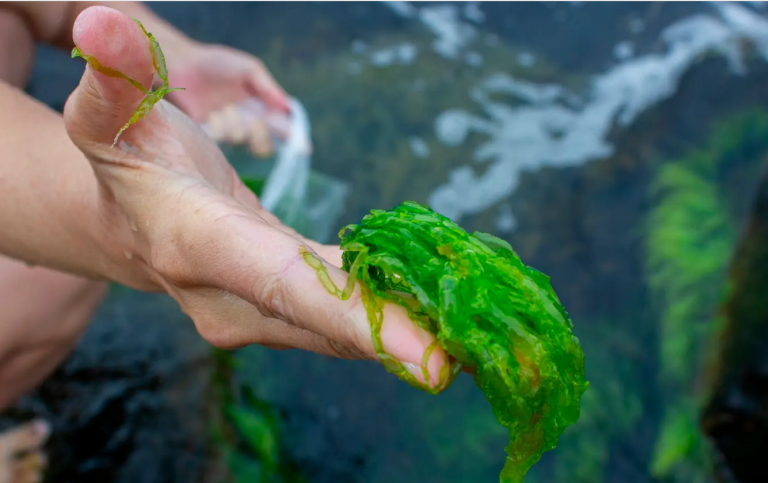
[244,58,290,113]
[64,6,155,147]
[64,7,238,196]
[233,195,344,267]
[175,207,448,388]
[0,421,49,458]
[172,286,366,359]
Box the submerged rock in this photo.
[702,166,768,483]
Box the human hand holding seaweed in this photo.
[67,8,587,482]
[65,7,449,384]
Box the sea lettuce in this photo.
[302,201,589,482]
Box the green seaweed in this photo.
[646,110,768,480]
[303,201,588,483]
[240,176,267,198]
[71,18,184,146]
[209,348,307,483]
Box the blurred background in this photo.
[4,1,768,482]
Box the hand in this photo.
[64,7,448,388]
[164,38,290,123]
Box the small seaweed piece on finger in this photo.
[71,18,185,146]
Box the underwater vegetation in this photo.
[646,110,768,481]
[209,348,306,483]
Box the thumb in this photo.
[63,6,156,148]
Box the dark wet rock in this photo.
[0,288,212,483]
[703,166,768,483]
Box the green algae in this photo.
[646,110,768,481]
[71,18,184,146]
[303,200,588,483]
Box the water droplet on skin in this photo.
[124,251,133,260]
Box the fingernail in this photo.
[403,361,434,388]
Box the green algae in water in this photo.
[302,201,588,482]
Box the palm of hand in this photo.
[72,91,359,355]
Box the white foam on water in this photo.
[384,1,416,18]
[419,5,476,59]
[495,203,517,233]
[463,2,485,24]
[428,4,768,223]
[714,2,768,59]
[351,40,368,54]
[518,52,536,68]
[410,137,430,158]
[613,41,635,60]
[370,42,418,67]
[385,2,477,60]
[465,51,484,66]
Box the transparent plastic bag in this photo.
[202,97,349,244]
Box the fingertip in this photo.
[247,67,291,114]
[72,6,122,45]
[67,6,157,145]
[379,304,448,389]
[277,93,291,114]
[72,6,154,91]
[265,90,291,114]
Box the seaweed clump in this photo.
[302,201,589,483]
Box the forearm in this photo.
[0,80,150,288]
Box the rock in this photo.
[0,288,212,483]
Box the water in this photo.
[7,2,768,482]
